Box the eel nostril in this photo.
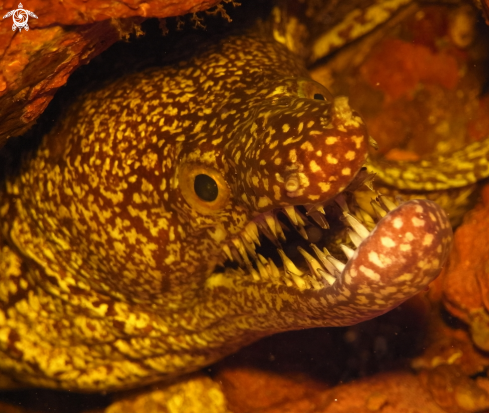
[314,93,326,100]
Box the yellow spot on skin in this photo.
[309,160,321,173]
[398,273,413,282]
[316,150,322,156]
[400,244,411,251]
[368,251,385,268]
[412,217,425,227]
[381,237,396,248]
[405,232,414,241]
[325,137,338,145]
[359,265,380,281]
[351,135,364,149]
[341,168,351,175]
[301,141,314,152]
[326,154,338,164]
[282,124,290,133]
[258,196,272,208]
[392,218,403,229]
[345,150,355,160]
[298,122,303,133]
[423,234,434,246]
[273,185,281,200]
[318,182,331,192]
[289,150,297,162]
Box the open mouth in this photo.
[220,174,453,299]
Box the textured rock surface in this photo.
[0,0,221,146]
[441,184,489,352]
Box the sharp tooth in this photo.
[316,205,326,215]
[379,195,397,211]
[232,238,251,265]
[256,258,269,280]
[277,249,304,276]
[344,212,370,240]
[296,210,308,226]
[258,254,274,279]
[298,225,309,240]
[274,214,287,242]
[340,244,355,260]
[297,246,327,284]
[283,277,293,287]
[257,221,280,246]
[310,244,337,275]
[370,199,387,219]
[335,193,350,213]
[268,258,281,279]
[242,231,254,245]
[241,236,257,259]
[317,268,336,285]
[223,244,234,261]
[246,221,261,246]
[264,212,278,239]
[327,255,346,273]
[257,254,268,265]
[231,246,244,266]
[308,275,322,290]
[357,209,376,230]
[347,228,363,248]
[291,274,307,290]
[249,266,261,281]
[283,206,299,226]
[309,211,329,229]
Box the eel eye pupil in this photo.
[194,174,219,202]
[314,93,325,100]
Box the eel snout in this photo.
[331,199,453,319]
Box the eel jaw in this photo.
[219,194,453,322]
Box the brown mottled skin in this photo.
[0,16,457,394]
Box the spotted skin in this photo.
[0,27,452,392]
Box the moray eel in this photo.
[0,24,454,390]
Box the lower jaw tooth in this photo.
[327,255,346,273]
[347,228,363,248]
[379,195,397,211]
[370,199,387,219]
[318,268,336,285]
[290,274,307,289]
[308,275,322,290]
[344,212,370,239]
[340,244,355,260]
[256,259,269,280]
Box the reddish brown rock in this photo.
[218,368,448,413]
[0,0,221,147]
[441,184,489,352]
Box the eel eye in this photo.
[314,93,325,100]
[179,163,230,214]
[194,174,218,202]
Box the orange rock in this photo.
[218,367,452,413]
[420,365,489,413]
[0,0,221,146]
[442,184,489,351]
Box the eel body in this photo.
[0,18,457,391]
